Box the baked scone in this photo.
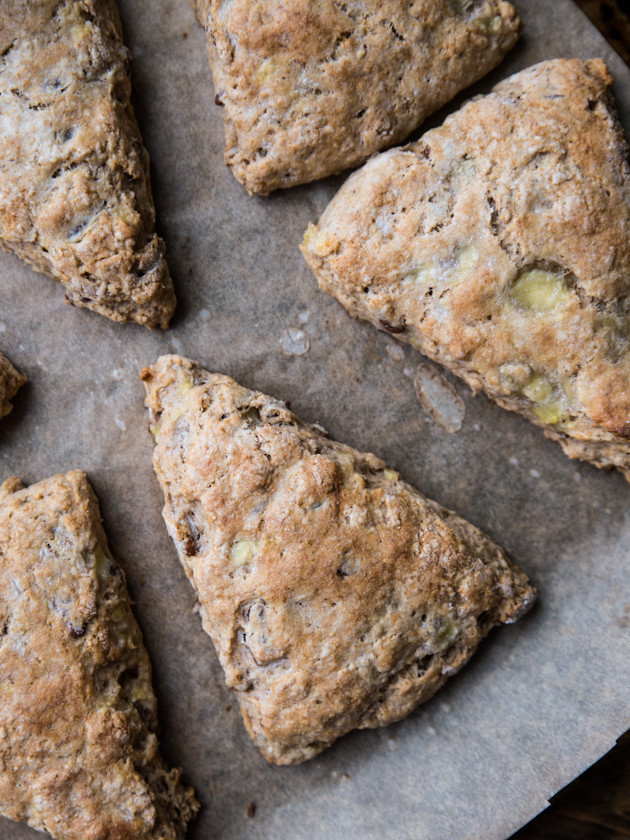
[0,353,26,419]
[0,471,199,839]
[192,0,521,194]
[301,58,630,481]
[142,354,535,765]
[0,1,175,328]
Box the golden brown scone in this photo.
[192,0,521,194]
[0,1,175,328]
[301,58,630,481]
[0,353,26,419]
[142,355,535,765]
[0,470,199,840]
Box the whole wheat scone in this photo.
[301,58,630,481]
[192,0,521,194]
[0,470,199,840]
[0,353,26,419]
[0,1,175,328]
[142,355,535,765]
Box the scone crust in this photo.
[193,0,521,194]
[301,58,630,480]
[143,355,535,765]
[0,470,198,839]
[0,353,26,418]
[0,0,175,327]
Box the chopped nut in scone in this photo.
[142,354,536,765]
[0,1,175,327]
[192,0,521,194]
[0,353,26,419]
[301,58,630,481]
[0,471,199,839]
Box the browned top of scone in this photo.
[301,58,630,478]
[0,353,26,419]
[0,470,198,840]
[143,355,535,765]
[0,0,175,327]
[193,0,521,194]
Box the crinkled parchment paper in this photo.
[1,1,629,837]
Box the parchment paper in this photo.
[1,1,629,838]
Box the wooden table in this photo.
[574,1,630,65]
[512,731,630,838]
[510,6,630,837]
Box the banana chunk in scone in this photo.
[0,353,26,419]
[0,471,199,840]
[142,355,535,765]
[301,59,630,481]
[192,0,521,194]
[0,1,175,328]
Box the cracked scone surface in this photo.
[193,0,521,194]
[143,355,535,765]
[301,58,630,481]
[0,354,26,419]
[0,0,175,327]
[0,470,199,840]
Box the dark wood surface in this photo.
[509,3,630,838]
[574,0,630,65]
[512,732,630,839]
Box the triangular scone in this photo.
[0,353,26,419]
[192,0,521,194]
[301,59,630,480]
[0,1,175,327]
[0,471,199,839]
[142,355,535,765]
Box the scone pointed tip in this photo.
[0,475,26,500]
[0,352,27,419]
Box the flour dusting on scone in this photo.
[0,353,26,419]
[301,58,630,481]
[0,471,199,839]
[0,1,175,327]
[192,0,521,194]
[142,355,535,765]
